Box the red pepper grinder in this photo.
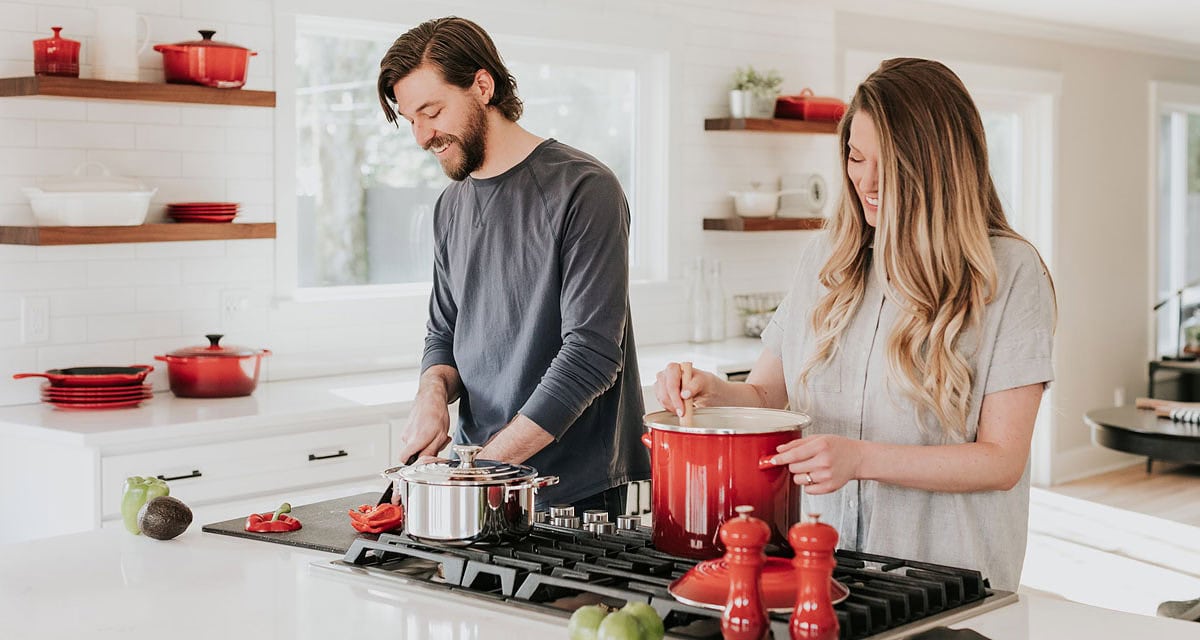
[33,27,81,78]
[788,513,839,640]
[719,504,770,640]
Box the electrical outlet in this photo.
[220,289,252,327]
[21,296,49,344]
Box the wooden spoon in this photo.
[679,361,695,426]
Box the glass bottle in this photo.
[707,258,726,342]
[688,257,710,343]
[1183,308,1200,357]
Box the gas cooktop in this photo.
[314,508,1016,639]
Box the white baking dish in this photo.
[23,161,156,227]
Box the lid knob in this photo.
[198,30,216,40]
[205,334,223,349]
[452,444,482,468]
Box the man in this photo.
[376,16,649,518]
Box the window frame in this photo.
[275,14,668,303]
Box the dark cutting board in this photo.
[201,492,382,555]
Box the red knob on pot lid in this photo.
[788,512,839,552]
[165,334,264,358]
[170,30,251,51]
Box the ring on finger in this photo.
[804,472,815,486]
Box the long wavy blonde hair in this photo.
[799,58,1053,441]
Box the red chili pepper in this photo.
[347,503,403,534]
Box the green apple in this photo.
[620,602,664,640]
[597,610,644,640]
[568,604,609,640]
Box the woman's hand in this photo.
[771,435,866,494]
[654,362,723,417]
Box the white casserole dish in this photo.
[23,161,156,227]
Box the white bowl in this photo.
[729,190,780,217]
[23,187,156,226]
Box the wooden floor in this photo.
[1048,461,1200,528]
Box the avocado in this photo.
[137,496,193,540]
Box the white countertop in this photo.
[1,518,1195,640]
[0,338,766,449]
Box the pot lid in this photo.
[170,30,250,51]
[668,558,849,613]
[37,161,150,193]
[644,407,810,435]
[164,334,263,359]
[394,445,538,485]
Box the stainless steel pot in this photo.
[381,445,558,545]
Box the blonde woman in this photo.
[654,58,1055,590]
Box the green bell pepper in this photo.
[122,476,170,535]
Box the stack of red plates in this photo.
[167,202,239,223]
[41,382,152,410]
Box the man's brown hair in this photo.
[377,16,523,125]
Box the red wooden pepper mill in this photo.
[719,504,770,640]
[789,513,839,640]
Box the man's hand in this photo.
[397,365,460,463]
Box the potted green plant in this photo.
[730,66,783,118]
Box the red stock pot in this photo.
[642,407,810,559]
[153,30,256,88]
[155,334,270,398]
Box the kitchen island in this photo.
[2,522,1196,640]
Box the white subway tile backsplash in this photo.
[226,178,271,204]
[36,6,95,37]
[0,29,38,61]
[47,287,137,316]
[134,240,225,259]
[224,126,271,153]
[86,102,181,125]
[36,340,136,371]
[179,105,271,128]
[0,148,87,176]
[225,237,272,258]
[178,307,222,335]
[0,261,87,291]
[180,255,272,284]
[222,153,272,180]
[0,98,87,121]
[37,121,135,150]
[136,124,225,152]
[135,284,219,312]
[85,149,182,179]
[86,259,182,287]
[0,176,29,204]
[89,0,183,17]
[150,177,226,203]
[49,315,88,344]
[0,319,17,348]
[178,152,227,178]
[0,118,36,147]
[88,311,181,341]
[36,244,136,261]
[180,0,269,26]
[0,3,37,32]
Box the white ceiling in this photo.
[919,0,1200,47]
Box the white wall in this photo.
[834,11,1200,483]
[0,0,837,405]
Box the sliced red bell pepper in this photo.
[245,502,302,533]
[347,503,403,534]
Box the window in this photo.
[294,18,666,291]
[1152,83,1200,359]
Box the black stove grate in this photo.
[337,523,1009,639]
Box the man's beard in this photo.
[427,102,488,181]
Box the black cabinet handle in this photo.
[157,469,202,482]
[308,449,348,461]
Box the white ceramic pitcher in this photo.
[92,6,149,82]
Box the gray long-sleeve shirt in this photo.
[420,139,650,506]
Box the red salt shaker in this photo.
[788,513,839,640]
[33,27,81,78]
[719,505,770,640]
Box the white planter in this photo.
[729,89,752,118]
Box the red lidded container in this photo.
[154,334,270,398]
[153,30,256,89]
[33,27,81,78]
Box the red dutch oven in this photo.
[153,30,256,88]
[642,407,810,559]
[155,334,270,398]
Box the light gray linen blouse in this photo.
[761,233,1055,591]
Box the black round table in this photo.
[1085,405,1200,473]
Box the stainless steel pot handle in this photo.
[505,475,560,492]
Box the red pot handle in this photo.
[641,432,652,449]
[757,454,778,470]
[154,355,169,362]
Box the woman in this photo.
[655,58,1055,591]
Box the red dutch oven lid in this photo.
[668,557,849,612]
[164,334,264,359]
[162,30,252,52]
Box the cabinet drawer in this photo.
[101,423,389,519]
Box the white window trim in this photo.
[1148,81,1200,358]
[274,11,668,306]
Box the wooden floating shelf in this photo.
[0,223,276,246]
[0,76,275,107]
[704,117,838,134]
[703,217,824,232]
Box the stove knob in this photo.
[582,509,609,524]
[549,504,576,519]
[617,515,641,530]
[532,511,549,524]
[558,516,582,529]
[592,522,616,535]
